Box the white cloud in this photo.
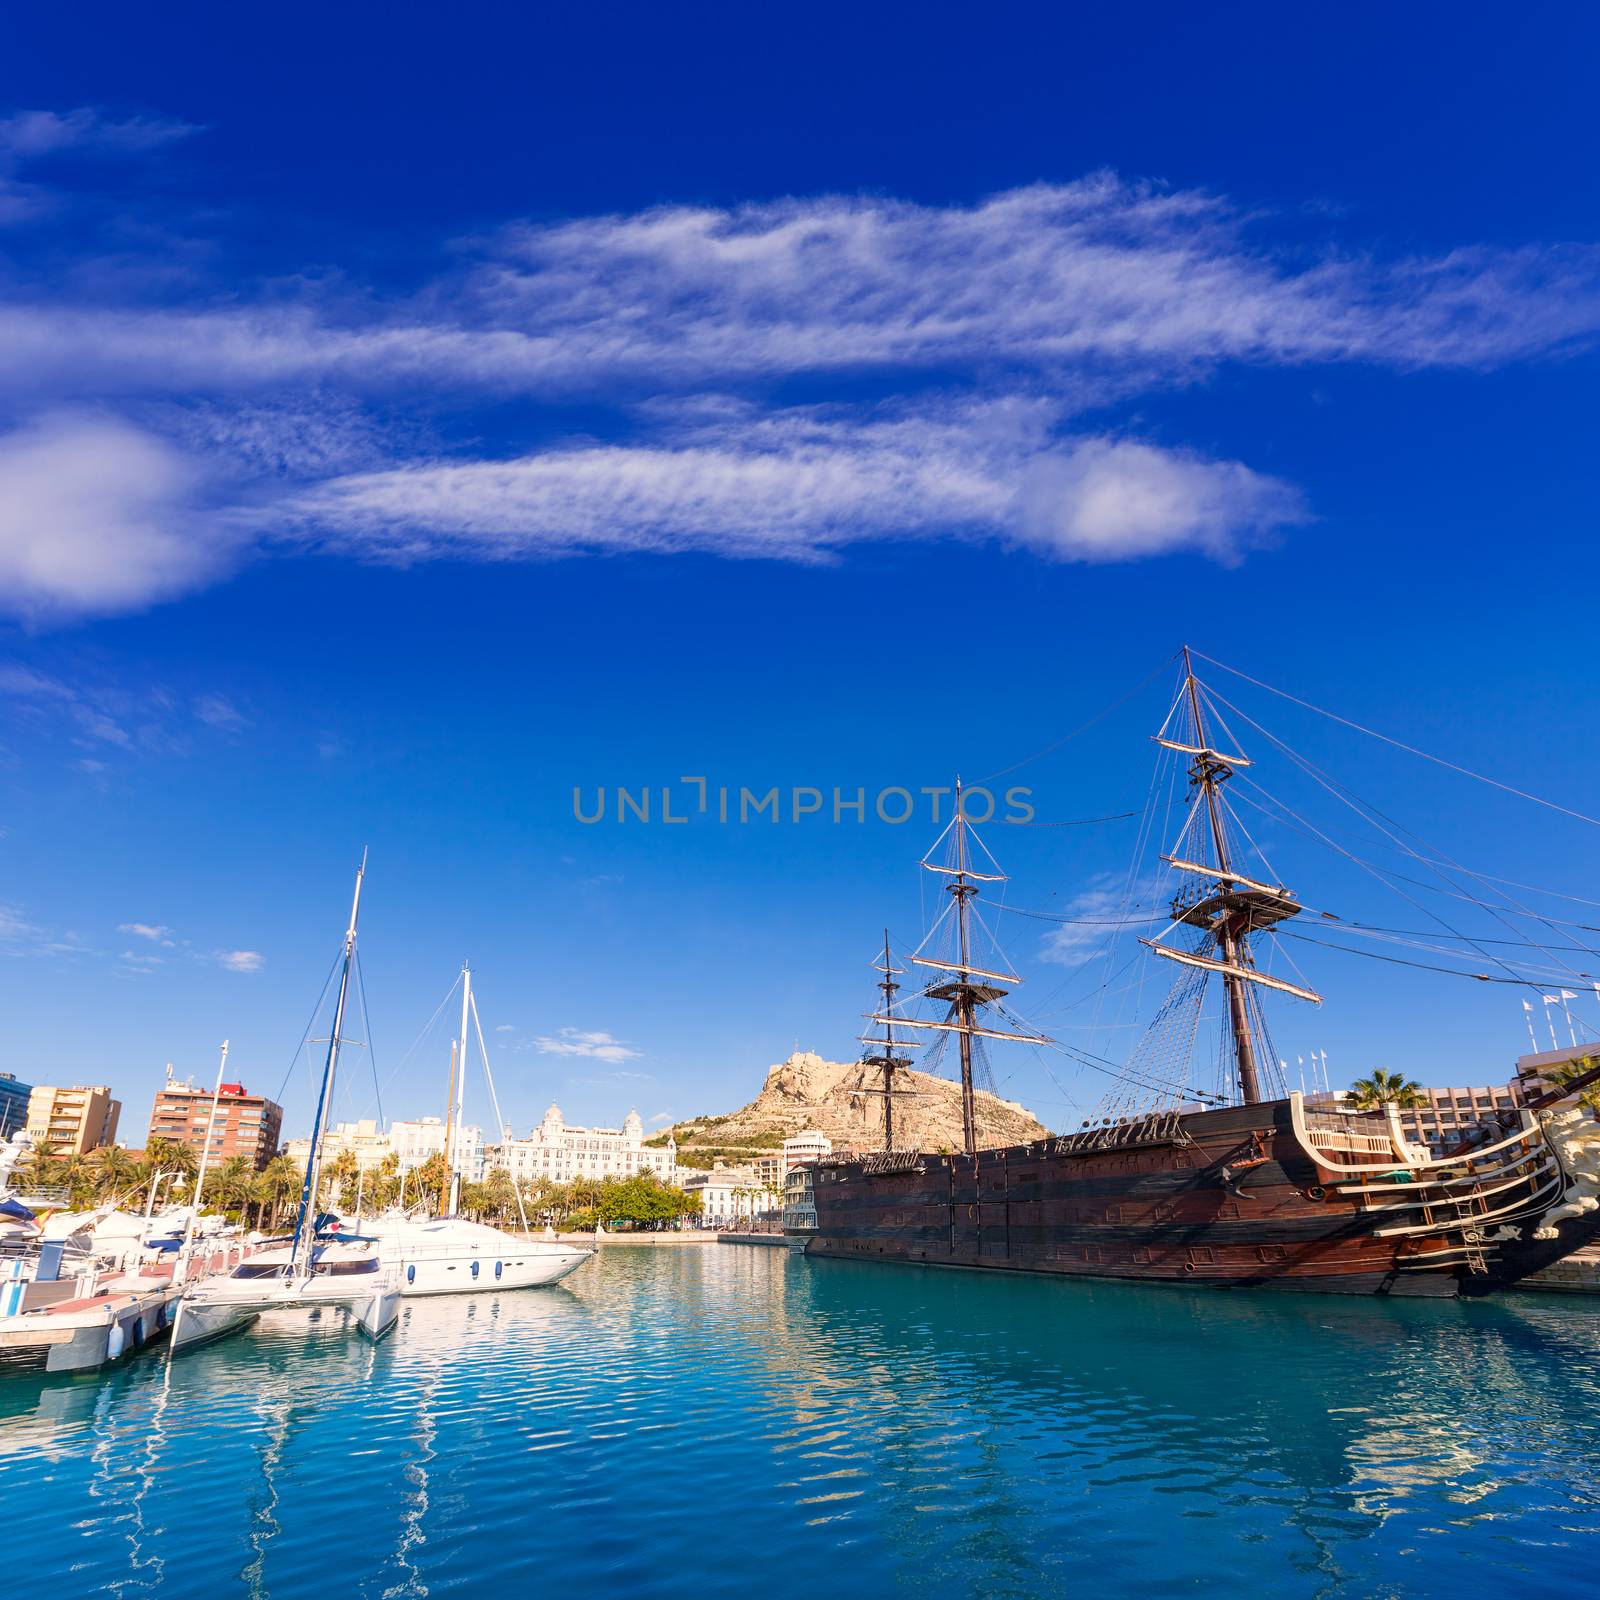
[118,922,172,942]
[495,1023,515,1032]
[285,398,1303,567]
[193,693,247,730]
[0,108,196,161]
[533,1028,642,1064]
[0,413,234,621]
[1040,877,1159,968]
[215,949,264,973]
[2,170,1597,617]
[2,178,1597,401]
[0,107,197,224]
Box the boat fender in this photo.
[106,1322,126,1360]
[1304,1185,1327,1202]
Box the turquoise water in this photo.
[5,1246,1600,1598]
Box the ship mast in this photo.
[858,931,916,1151]
[1142,650,1320,1105]
[1184,650,1262,1103]
[873,779,1045,1156]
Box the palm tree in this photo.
[1548,1055,1600,1115]
[15,1143,64,1199]
[260,1154,303,1231]
[208,1155,254,1220]
[1345,1068,1427,1110]
[59,1153,99,1209]
[92,1145,140,1207]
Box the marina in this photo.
[4,12,1600,1597]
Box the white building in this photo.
[678,1161,773,1226]
[281,1118,393,1173]
[486,1104,677,1186]
[782,1130,833,1171]
[390,1115,485,1183]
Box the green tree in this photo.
[1548,1055,1600,1115]
[260,1154,304,1231]
[1345,1069,1427,1110]
[414,1152,451,1212]
[91,1145,140,1206]
[208,1155,255,1220]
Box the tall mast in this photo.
[1181,648,1262,1104]
[951,780,980,1153]
[441,1038,458,1214]
[873,779,1044,1157]
[859,931,914,1151]
[449,964,471,1214]
[290,855,365,1274]
[1143,651,1319,1105]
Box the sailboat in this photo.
[170,860,401,1352]
[807,651,1600,1296]
[346,964,592,1295]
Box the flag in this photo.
[1559,989,1579,1001]
[1523,1000,1533,1012]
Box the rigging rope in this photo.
[1193,648,1600,827]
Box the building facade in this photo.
[389,1115,485,1183]
[1514,1041,1599,1103]
[25,1084,121,1155]
[487,1104,677,1186]
[281,1119,394,1174]
[0,1072,31,1138]
[782,1130,833,1170]
[678,1161,771,1226]
[147,1073,284,1170]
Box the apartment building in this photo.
[146,1073,285,1170]
[25,1084,121,1154]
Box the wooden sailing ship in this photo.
[807,652,1600,1295]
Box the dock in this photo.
[1515,1246,1600,1295]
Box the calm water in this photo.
[5,1246,1600,1598]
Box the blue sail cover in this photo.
[0,1196,35,1222]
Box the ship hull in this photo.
[806,1098,1600,1298]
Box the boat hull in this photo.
[389,1244,591,1295]
[806,1098,1600,1298]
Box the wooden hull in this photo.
[806,1099,1600,1298]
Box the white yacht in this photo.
[354,962,592,1297]
[349,1212,591,1295]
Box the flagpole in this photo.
[1523,1000,1540,1054]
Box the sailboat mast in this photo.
[290,856,365,1273]
[450,965,470,1214]
[1181,648,1262,1104]
[441,1039,458,1214]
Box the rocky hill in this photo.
[656,1050,1049,1161]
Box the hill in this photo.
[654,1050,1049,1163]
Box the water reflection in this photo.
[2,1252,1599,1599]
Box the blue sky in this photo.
[2,4,1599,1142]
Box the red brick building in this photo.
[146,1074,284,1169]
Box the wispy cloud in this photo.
[533,1027,642,1064]
[215,949,265,973]
[0,106,197,224]
[5,154,1600,620]
[1039,876,1159,968]
[284,397,1304,567]
[118,921,174,944]
[192,693,247,731]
